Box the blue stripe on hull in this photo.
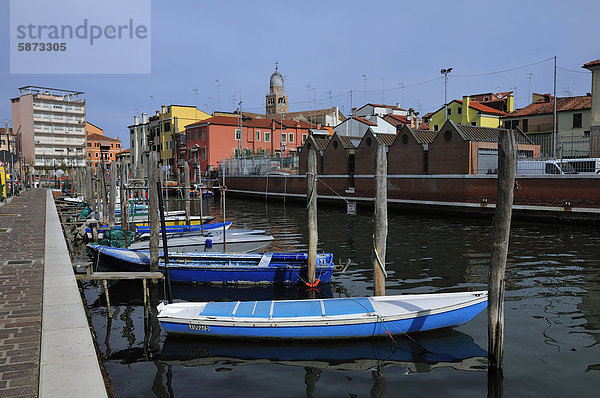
[160,301,487,339]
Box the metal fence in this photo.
[477,134,599,175]
[220,154,299,176]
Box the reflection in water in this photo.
[158,330,487,373]
[73,198,600,397]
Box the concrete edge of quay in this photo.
[39,190,107,397]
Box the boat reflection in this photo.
[159,330,488,373]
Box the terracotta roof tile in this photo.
[87,132,120,142]
[583,59,600,68]
[383,114,409,126]
[456,100,506,116]
[351,116,377,126]
[504,95,591,118]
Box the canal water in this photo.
[75,196,600,397]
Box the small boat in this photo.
[134,221,232,238]
[133,214,214,227]
[156,291,487,339]
[85,217,221,239]
[86,245,335,284]
[125,231,274,253]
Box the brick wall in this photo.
[388,132,426,174]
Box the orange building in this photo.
[86,122,122,169]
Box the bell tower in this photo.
[266,62,288,116]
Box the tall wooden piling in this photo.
[120,162,128,230]
[372,143,388,296]
[100,161,109,225]
[488,129,517,369]
[221,167,227,252]
[183,162,191,227]
[148,152,160,272]
[307,147,318,285]
[108,162,117,228]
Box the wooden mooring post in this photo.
[76,272,164,319]
[148,152,160,272]
[373,143,388,296]
[108,162,117,228]
[183,162,191,227]
[488,129,517,369]
[307,147,318,287]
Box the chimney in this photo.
[134,115,139,125]
[408,108,415,128]
[142,112,148,123]
[415,117,420,129]
[161,105,166,114]
[462,96,471,125]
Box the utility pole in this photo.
[553,56,557,159]
[441,68,453,121]
[215,80,221,111]
[362,74,367,104]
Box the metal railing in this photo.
[220,154,299,176]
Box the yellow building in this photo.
[429,95,511,131]
[154,105,210,165]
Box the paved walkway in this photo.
[0,189,46,397]
[0,189,106,397]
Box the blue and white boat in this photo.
[156,291,487,339]
[86,244,335,284]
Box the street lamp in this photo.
[440,68,453,121]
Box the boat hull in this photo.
[157,292,488,339]
[88,245,334,284]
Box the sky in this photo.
[1,0,600,146]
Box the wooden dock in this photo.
[76,271,164,318]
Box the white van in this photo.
[517,160,578,175]
[556,158,600,175]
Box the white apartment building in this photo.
[11,86,86,175]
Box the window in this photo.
[447,108,452,116]
[289,133,294,143]
[433,125,439,131]
[234,148,240,157]
[264,131,271,142]
[256,130,261,141]
[202,128,206,140]
[235,129,241,140]
[201,147,206,161]
[195,130,199,141]
[95,153,99,158]
[470,121,477,126]
[87,142,91,147]
[302,134,308,143]
[281,133,286,143]
[573,113,583,128]
[457,107,462,115]
[522,119,528,132]
[164,122,171,132]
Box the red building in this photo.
[183,115,311,180]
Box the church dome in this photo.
[270,68,284,91]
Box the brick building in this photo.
[388,125,437,175]
[354,130,395,175]
[298,135,330,175]
[428,120,538,175]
